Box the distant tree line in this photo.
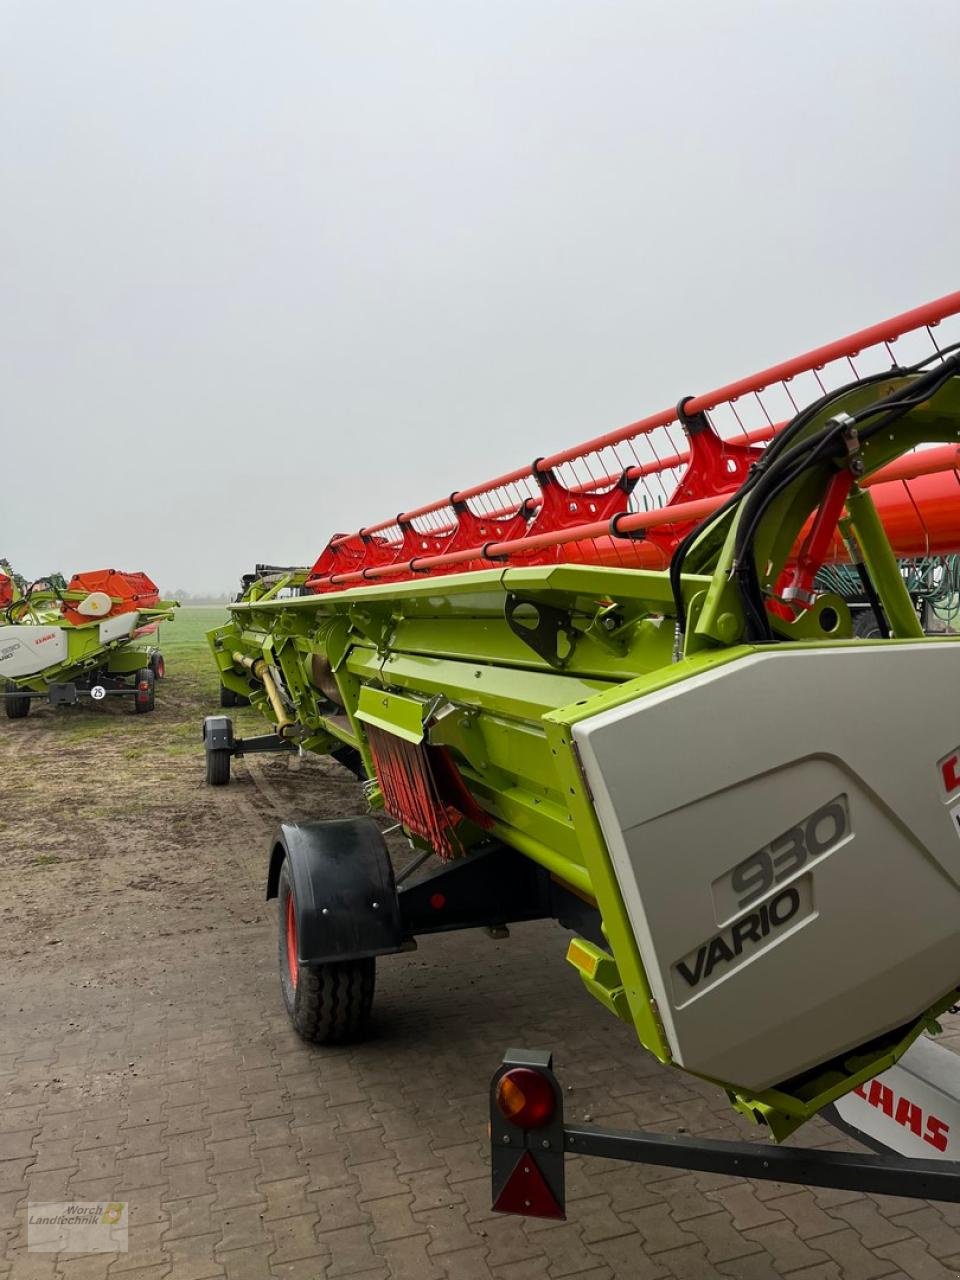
[166,589,234,605]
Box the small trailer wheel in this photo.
[852,609,884,640]
[277,859,376,1044]
[134,667,156,714]
[206,747,231,785]
[4,683,30,720]
[219,683,238,708]
[150,651,166,679]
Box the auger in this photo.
[206,291,960,1143]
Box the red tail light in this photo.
[495,1067,556,1129]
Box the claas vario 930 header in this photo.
[206,292,960,1143]
[1,566,177,717]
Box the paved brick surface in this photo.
[2,731,960,1279]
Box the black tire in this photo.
[235,691,251,707]
[852,609,883,640]
[219,683,238,708]
[150,651,166,679]
[277,859,375,1044]
[206,747,231,786]
[4,683,30,720]
[133,667,156,713]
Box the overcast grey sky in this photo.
[2,0,958,593]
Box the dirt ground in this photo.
[3,607,960,1280]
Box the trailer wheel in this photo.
[206,747,231,785]
[134,667,156,713]
[4,683,30,720]
[150,652,166,679]
[853,610,883,640]
[219,683,237,708]
[277,860,375,1044]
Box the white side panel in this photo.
[99,612,138,644]
[0,626,68,678]
[834,1037,960,1161]
[573,643,960,1091]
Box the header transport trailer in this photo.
[206,291,960,1151]
[2,567,177,718]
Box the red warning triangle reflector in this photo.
[492,1152,564,1219]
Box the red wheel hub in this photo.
[285,893,299,990]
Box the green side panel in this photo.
[105,647,155,675]
[543,717,671,1063]
[346,646,611,725]
[356,687,427,743]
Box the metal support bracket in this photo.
[395,840,603,946]
[504,594,578,669]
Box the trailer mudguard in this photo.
[202,715,235,751]
[266,818,403,965]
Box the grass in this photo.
[158,605,229,681]
[161,605,268,743]
[62,722,116,743]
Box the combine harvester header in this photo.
[207,291,960,1166]
[2,567,177,718]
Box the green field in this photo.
[158,604,229,684]
[158,604,268,745]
